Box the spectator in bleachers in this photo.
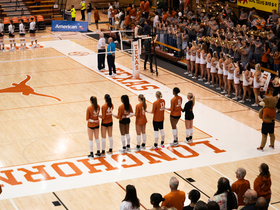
[267,9,279,26]
[255,197,267,210]
[93,6,100,32]
[248,7,257,28]
[140,0,145,14]
[157,0,163,16]
[108,2,113,26]
[114,0,119,9]
[231,167,250,207]
[242,189,258,210]
[194,201,208,210]
[261,42,270,68]
[71,5,76,21]
[144,0,150,19]
[254,163,272,205]
[143,20,151,36]
[148,193,165,210]
[124,11,131,30]
[183,189,200,210]
[86,3,92,25]
[161,177,186,210]
[208,177,237,210]
[120,185,140,210]
[80,0,86,21]
[207,201,220,210]
[130,4,136,24]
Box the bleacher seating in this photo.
[3,17,10,32]
[12,16,19,31]
[36,14,46,30]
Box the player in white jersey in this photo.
[0,19,4,51]
[8,20,16,51]
[29,17,37,48]
[19,19,26,50]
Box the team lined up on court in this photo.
[0,17,38,51]
[86,87,195,158]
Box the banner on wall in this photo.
[51,20,88,32]
[132,40,141,79]
[237,0,278,13]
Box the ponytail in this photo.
[139,94,146,110]
[156,91,162,99]
[105,94,112,108]
[188,93,195,106]
[121,95,130,112]
[90,96,98,112]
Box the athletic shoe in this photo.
[101,153,106,157]
[140,145,146,150]
[239,100,245,103]
[198,75,201,78]
[160,144,165,148]
[246,99,251,102]
[170,141,179,147]
[204,82,210,85]
[95,152,101,158]
[209,85,214,87]
[198,78,203,81]
[221,90,227,94]
[192,76,197,79]
[126,147,131,152]
[183,140,189,144]
[119,149,127,153]
[112,73,117,76]
[216,87,221,90]
[99,69,105,72]
[134,147,141,151]
[251,103,258,107]
[237,96,242,100]
[151,146,158,150]
[87,153,94,158]
[203,78,207,81]
[269,145,274,149]
[232,97,238,100]
[9,48,13,51]
[184,71,188,74]
[35,44,38,48]
[107,150,113,155]
[188,73,193,76]
[224,94,230,97]
[257,147,264,151]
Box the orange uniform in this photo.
[140,1,145,12]
[125,15,131,26]
[101,103,114,124]
[231,179,251,206]
[152,99,165,122]
[254,175,272,199]
[94,10,100,21]
[262,107,276,123]
[162,13,168,21]
[130,8,136,17]
[144,1,150,12]
[86,105,100,127]
[135,103,147,125]
[117,104,133,121]
[136,11,142,21]
[161,190,186,210]
[170,96,182,117]
[127,7,131,16]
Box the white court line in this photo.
[208,166,279,210]
[10,198,19,210]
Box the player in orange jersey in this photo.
[113,95,133,153]
[100,94,114,155]
[86,96,100,158]
[166,87,182,146]
[147,91,165,149]
[134,94,148,151]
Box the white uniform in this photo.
[195,52,200,64]
[186,49,190,60]
[190,49,196,61]
[0,23,3,34]
[228,64,234,80]
[206,56,211,69]
[8,24,14,35]
[19,23,25,35]
[253,73,261,88]
[200,52,206,64]
[210,61,218,73]
[243,71,250,86]
[234,70,240,84]
[29,22,36,31]
[218,62,223,74]
[223,62,228,76]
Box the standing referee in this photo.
[97,33,106,71]
[107,37,116,76]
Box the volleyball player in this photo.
[113,95,133,153]
[86,96,100,158]
[29,17,37,48]
[182,93,195,143]
[100,94,114,155]
[134,94,147,151]
[147,91,165,149]
[8,20,16,51]
[19,19,26,50]
[227,56,235,97]
[166,87,182,146]
[0,19,4,51]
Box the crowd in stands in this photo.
[120,163,272,210]
[100,0,280,109]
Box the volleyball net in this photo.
[0,30,135,63]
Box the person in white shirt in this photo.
[0,19,4,51]
[29,17,37,48]
[120,185,140,210]
[108,2,113,26]
[8,21,16,51]
[19,19,26,50]
[97,33,106,71]
[153,12,159,28]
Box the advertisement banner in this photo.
[51,20,88,32]
[237,0,278,13]
[250,69,271,92]
[132,40,140,79]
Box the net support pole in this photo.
[132,39,141,79]
[119,31,123,51]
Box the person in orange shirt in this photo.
[166,87,182,146]
[133,94,148,151]
[144,0,150,19]
[182,93,195,143]
[124,11,131,29]
[140,0,145,14]
[93,6,100,32]
[231,167,251,207]
[113,95,133,153]
[254,163,272,204]
[130,4,137,24]
[147,91,165,149]
[100,94,114,155]
[86,96,100,158]
[136,8,142,21]
[161,177,186,210]
[162,11,168,21]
